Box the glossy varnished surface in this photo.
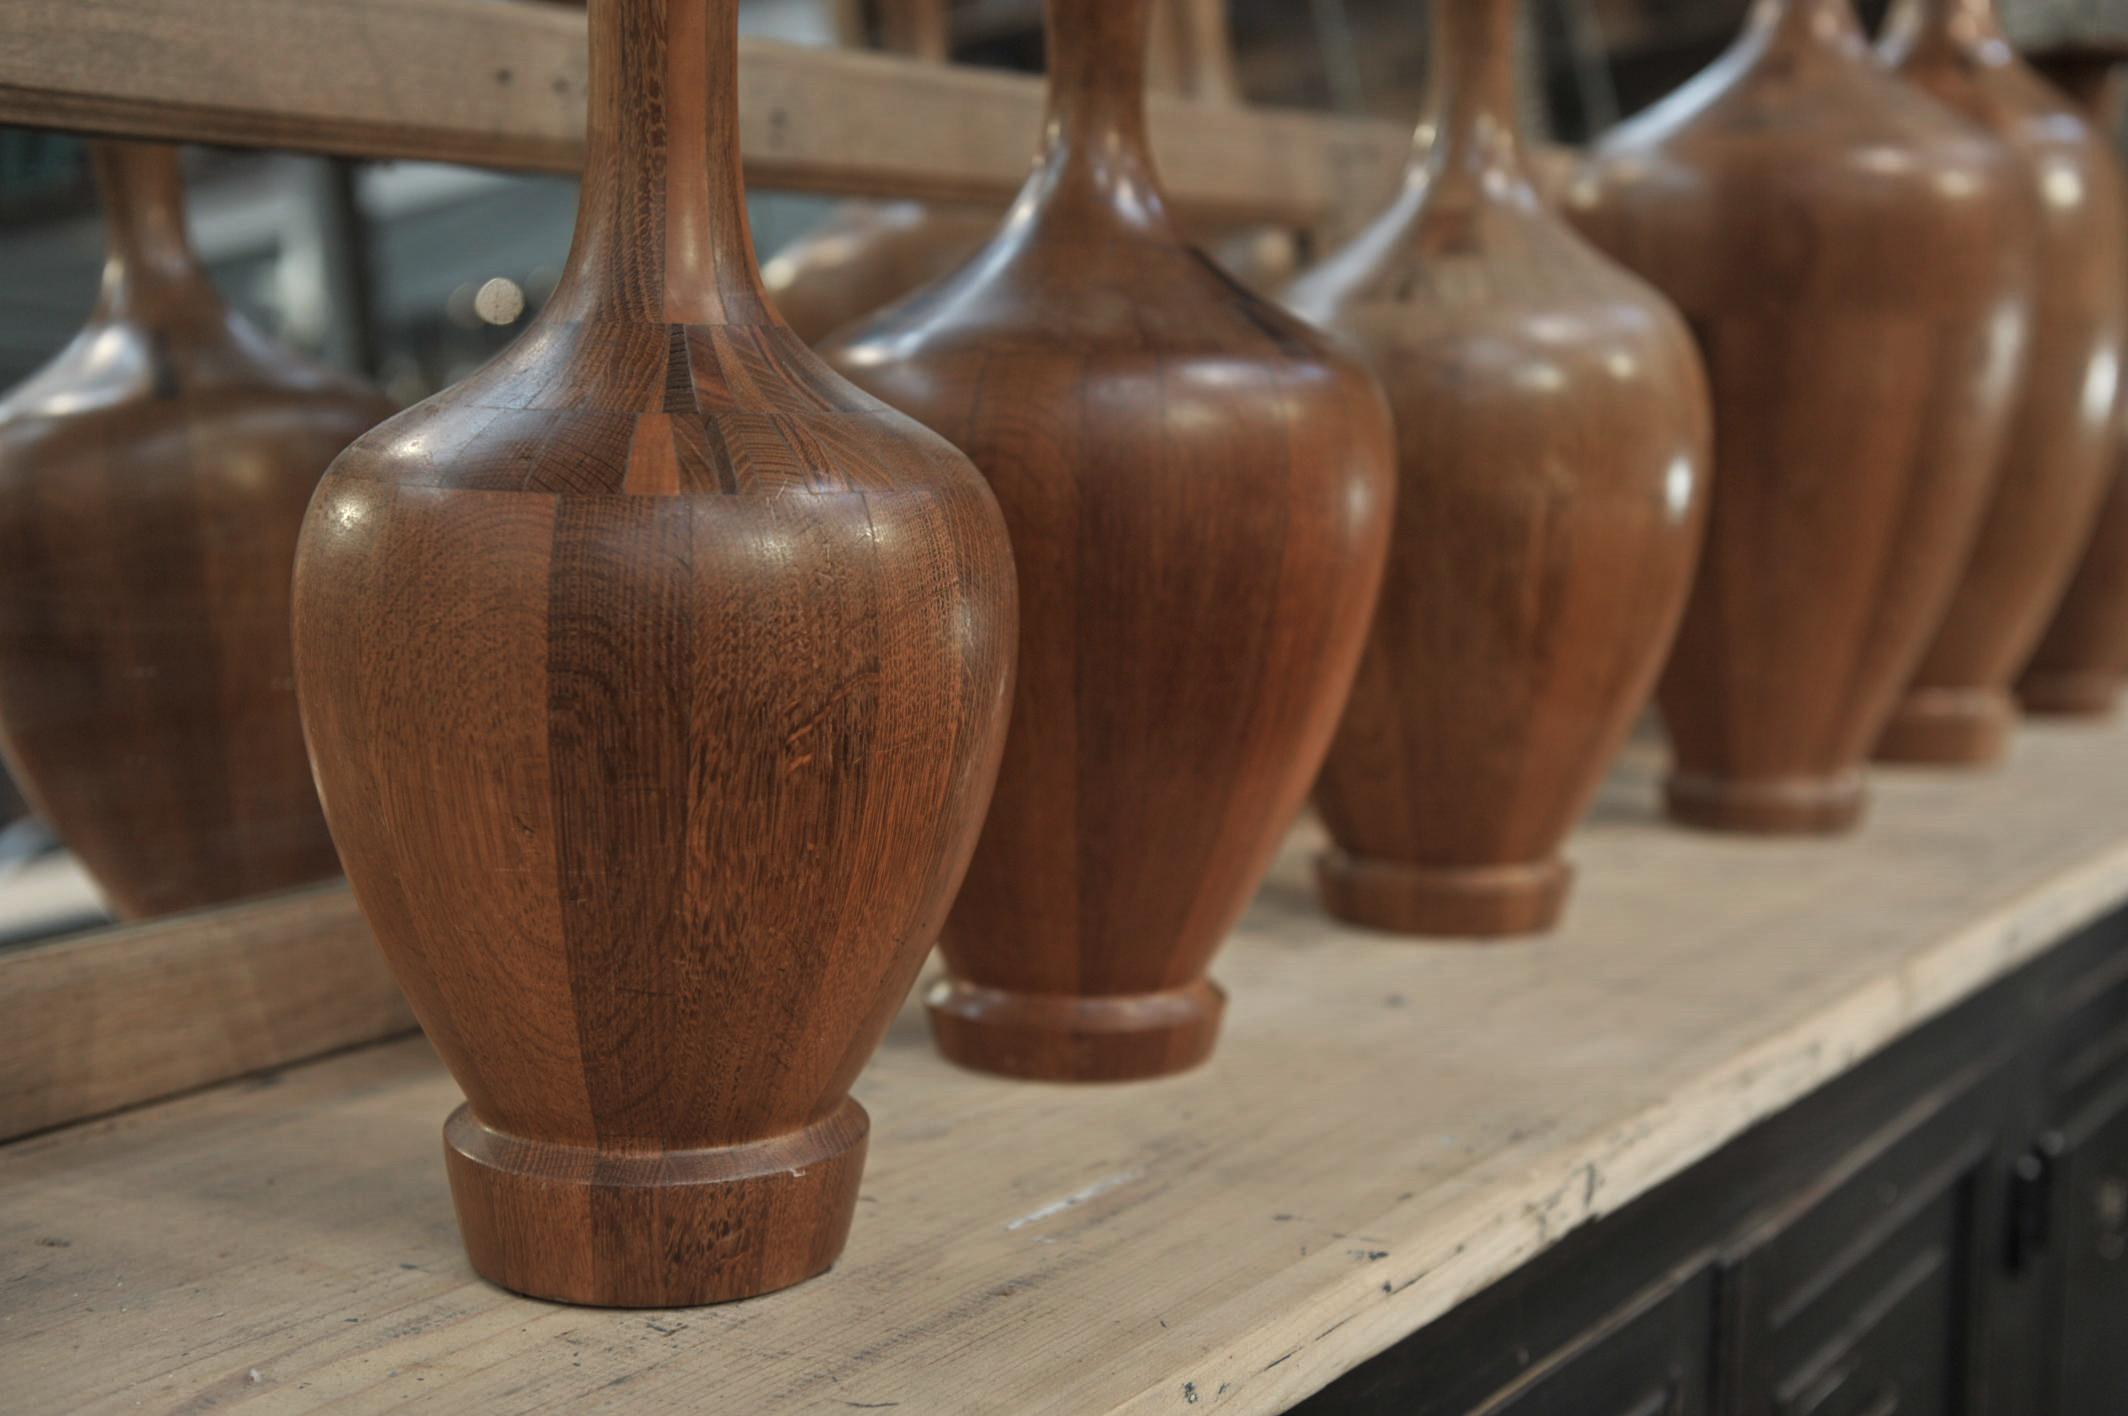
[0,143,391,919]
[2020,59,2128,718]
[1289,0,1709,936]
[291,0,1015,1306]
[824,0,1394,1080]
[1564,0,2032,832]
[1876,0,2128,763]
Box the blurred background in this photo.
[0,0,2117,943]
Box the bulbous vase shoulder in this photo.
[822,199,1395,1080]
[1568,41,2027,310]
[1562,21,2034,833]
[762,200,999,346]
[1290,180,1710,934]
[0,300,390,920]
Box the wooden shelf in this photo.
[0,0,1410,225]
[6,719,2128,1413]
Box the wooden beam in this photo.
[0,0,1410,226]
[0,883,410,1142]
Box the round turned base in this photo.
[925,978,1225,1082]
[1664,769,1865,835]
[2018,672,2122,719]
[1315,850,1570,939]
[443,1099,868,1308]
[1874,687,2014,766]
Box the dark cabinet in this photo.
[1482,1271,1716,1416]
[2043,954,2128,1415]
[1295,908,2128,1416]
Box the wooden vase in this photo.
[1562,0,2033,833]
[1872,0,2128,762]
[291,0,1016,1308]
[765,0,1289,342]
[1288,0,1711,937]
[822,0,1394,1081]
[2018,53,2128,718]
[0,142,391,920]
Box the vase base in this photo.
[2017,672,2121,719]
[1874,687,2013,766]
[1315,850,1570,938]
[442,1099,868,1308]
[1664,769,1865,835]
[925,978,1224,1082]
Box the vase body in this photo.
[291,0,1015,1307]
[0,143,391,919]
[1563,0,2032,833]
[1289,0,1711,936]
[1874,0,2128,761]
[823,0,1394,1081]
[2018,60,2128,717]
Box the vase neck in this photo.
[91,142,218,325]
[1415,0,1536,204]
[1026,0,1174,233]
[878,0,950,62]
[547,0,771,327]
[1881,0,2012,61]
[1745,0,1869,54]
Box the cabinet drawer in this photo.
[1474,1268,1715,1416]
[1723,1079,1996,1416]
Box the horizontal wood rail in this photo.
[0,0,1413,225]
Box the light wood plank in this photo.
[5,720,2128,1412]
[0,0,1410,225]
[0,884,410,1142]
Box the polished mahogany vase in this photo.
[823,0,1394,1081]
[1875,0,2128,761]
[1564,0,2032,833]
[0,142,391,919]
[2018,55,2128,717]
[1289,0,1710,936]
[292,0,1015,1307]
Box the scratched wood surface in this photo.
[6,719,2128,1414]
[0,0,1406,227]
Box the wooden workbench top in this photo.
[7,721,2128,1414]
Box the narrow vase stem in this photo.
[90,142,211,323]
[1747,0,1869,51]
[1419,0,1535,200]
[1881,0,2011,61]
[1030,0,1172,230]
[549,0,771,326]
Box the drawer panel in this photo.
[1477,1268,1714,1416]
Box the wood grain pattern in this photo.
[290,0,1016,1307]
[0,0,1407,227]
[0,883,401,1143]
[765,0,1294,346]
[824,0,1395,1080]
[2020,52,2128,719]
[0,142,393,919]
[1875,0,2128,764]
[1563,0,2033,833]
[8,718,2128,1416]
[1289,0,1710,937]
